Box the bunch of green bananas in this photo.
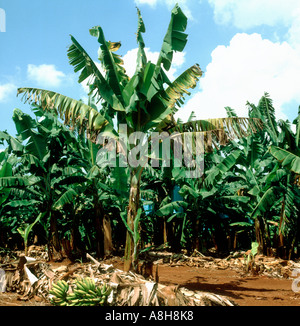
[49,280,69,306]
[49,278,111,306]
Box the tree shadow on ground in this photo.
[165,276,285,302]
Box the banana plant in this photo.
[17,5,262,271]
[17,212,44,255]
[215,94,300,257]
[0,107,88,259]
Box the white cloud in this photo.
[287,7,300,49]
[178,1,300,123]
[177,33,300,122]
[207,0,300,55]
[123,47,185,80]
[208,0,300,30]
[0,83,16,102]
[27,64,66,88]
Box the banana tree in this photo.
[266,108,300,257]
[250,103,300,258]
[216,95,300,257]
[17,5,262,271]
[0,107,88,259]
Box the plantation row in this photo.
[0,5,299,270]
[0,93,299,261]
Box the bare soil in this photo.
[158,265,300,306]
[0,256,299,306]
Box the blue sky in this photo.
[0,0,299,140]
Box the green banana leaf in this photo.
[269,146,300,174]
[0,162,12,205]
[156,4,188,71]
[53,188,78,210]
[250,186,280,219]
[68,35,125,111]
[156,200,188,217]
[17,212,44,253]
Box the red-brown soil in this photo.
[0,257,299,306]
[157,265,300,306]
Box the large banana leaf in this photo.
[156,200,188,217]
[178,117,263,138]
[67,36,125,111]
[12,109,47,161]
[204,150,241,187]
[156,4,188,71]
[17,88,111,135]
[167,117,263,152]
[0,162,12,178]
[0,176,39,187]
[281,183,296,226]
[179,183,199,198]
[135,8,147,72]
[89,26,128,99]
[246,137,264,167]
[53,188,78,210]
[139,4,189,124]
[165,64,203,109]
[269,146,300,174]
[257,93,278,144]
[119,8,147,116]
[277,119,295,150]
[4,199,41,208]
[250,186,280,219]
[7,136,24,154]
